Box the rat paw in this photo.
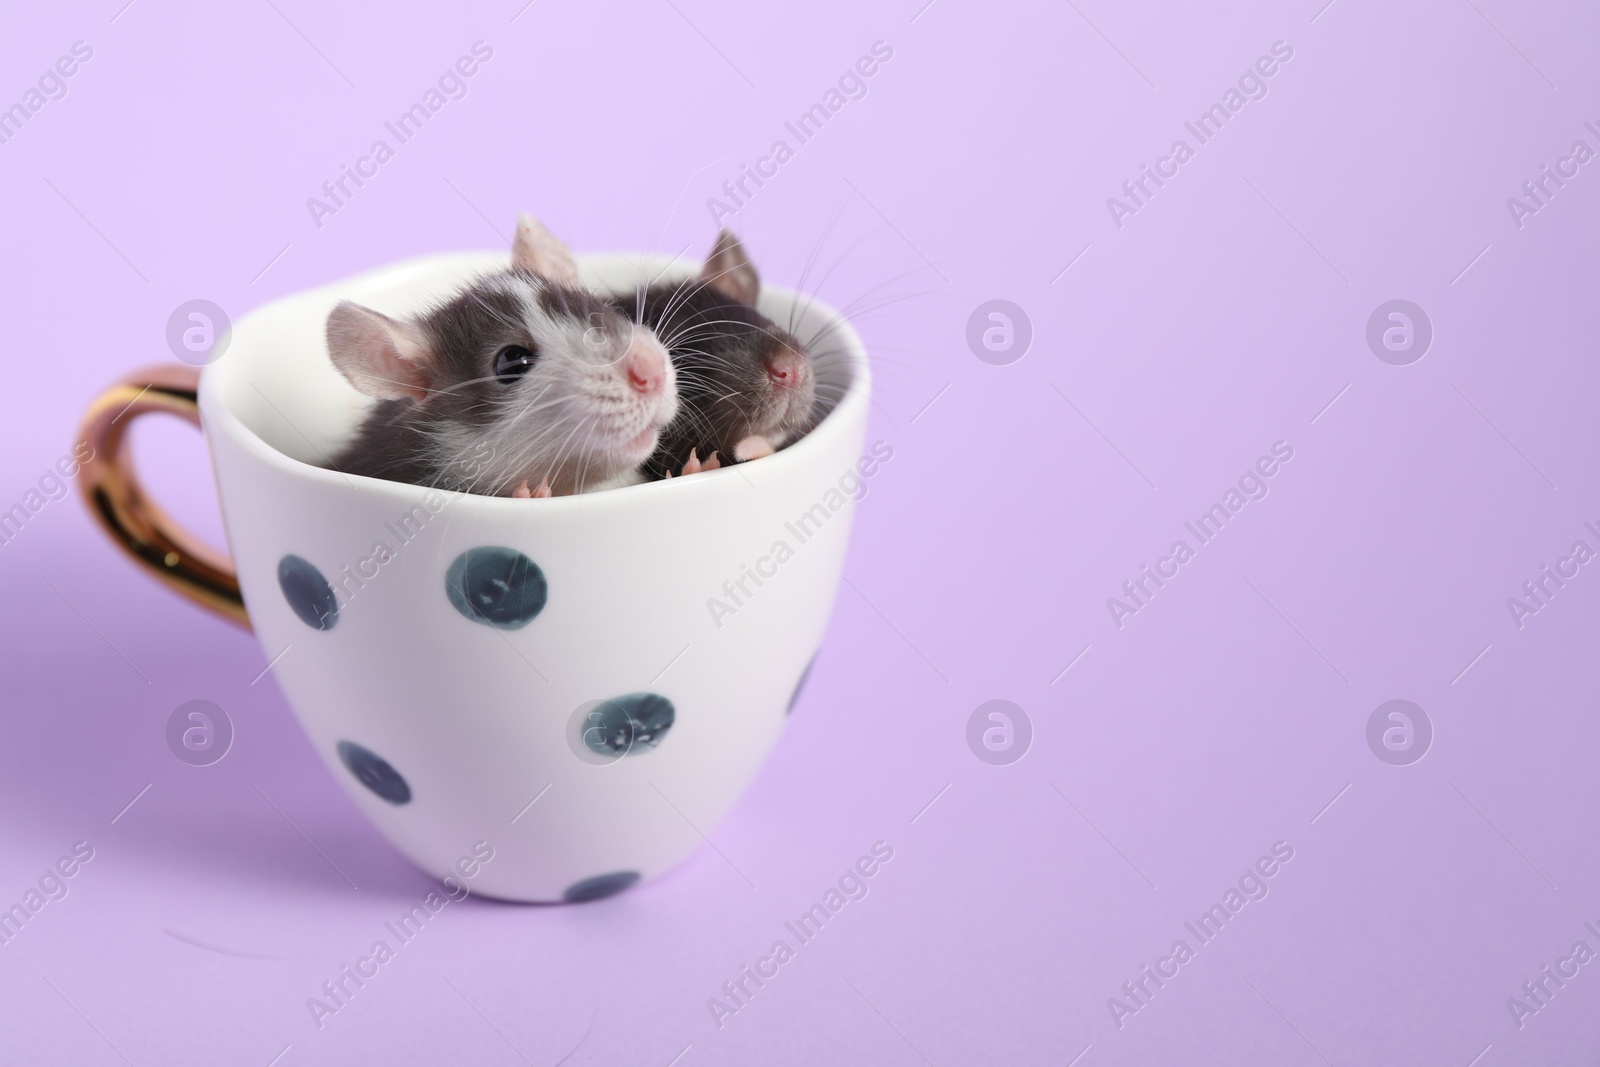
[512,477,552,499]
[732,435,775,462]
[677,448,723,477]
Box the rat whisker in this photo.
[788,196,852,335]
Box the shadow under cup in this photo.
[199,252,871,903]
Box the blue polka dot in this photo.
[278,554,338,630]
[445,547,547,630]
[581,693,675,757]
[564,871,639,903]
[787,656,815,716]
[337,741,411,805]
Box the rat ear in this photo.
[326,301,434,402]
[700,229,760,306]
[511,213,580,286]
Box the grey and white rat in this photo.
[609,231,816,481]
[326,216,678,498]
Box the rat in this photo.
[325,215,678,498]
[609,231,816,481]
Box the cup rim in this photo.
[198,250,872,508]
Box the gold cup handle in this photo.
[77,364,250,629]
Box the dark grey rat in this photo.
[326,215,678,497]
[609,231,816,481]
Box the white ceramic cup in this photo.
[78,251,871,902]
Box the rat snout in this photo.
[765,347,807,389]
[625,340,667,395]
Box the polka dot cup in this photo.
[77,252,870,903]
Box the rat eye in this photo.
[493,344,537,383]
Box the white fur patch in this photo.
[432,280,677,496]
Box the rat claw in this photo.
[703,451,721,470]
[513,480,532,499]
[663,469,673,480]
[733,435,775,462]
[533,477,552,498]
[682,448,703,476]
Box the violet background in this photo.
[1,0,1597,1063]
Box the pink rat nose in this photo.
[625,342,666,394]
[766,348,806,388]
